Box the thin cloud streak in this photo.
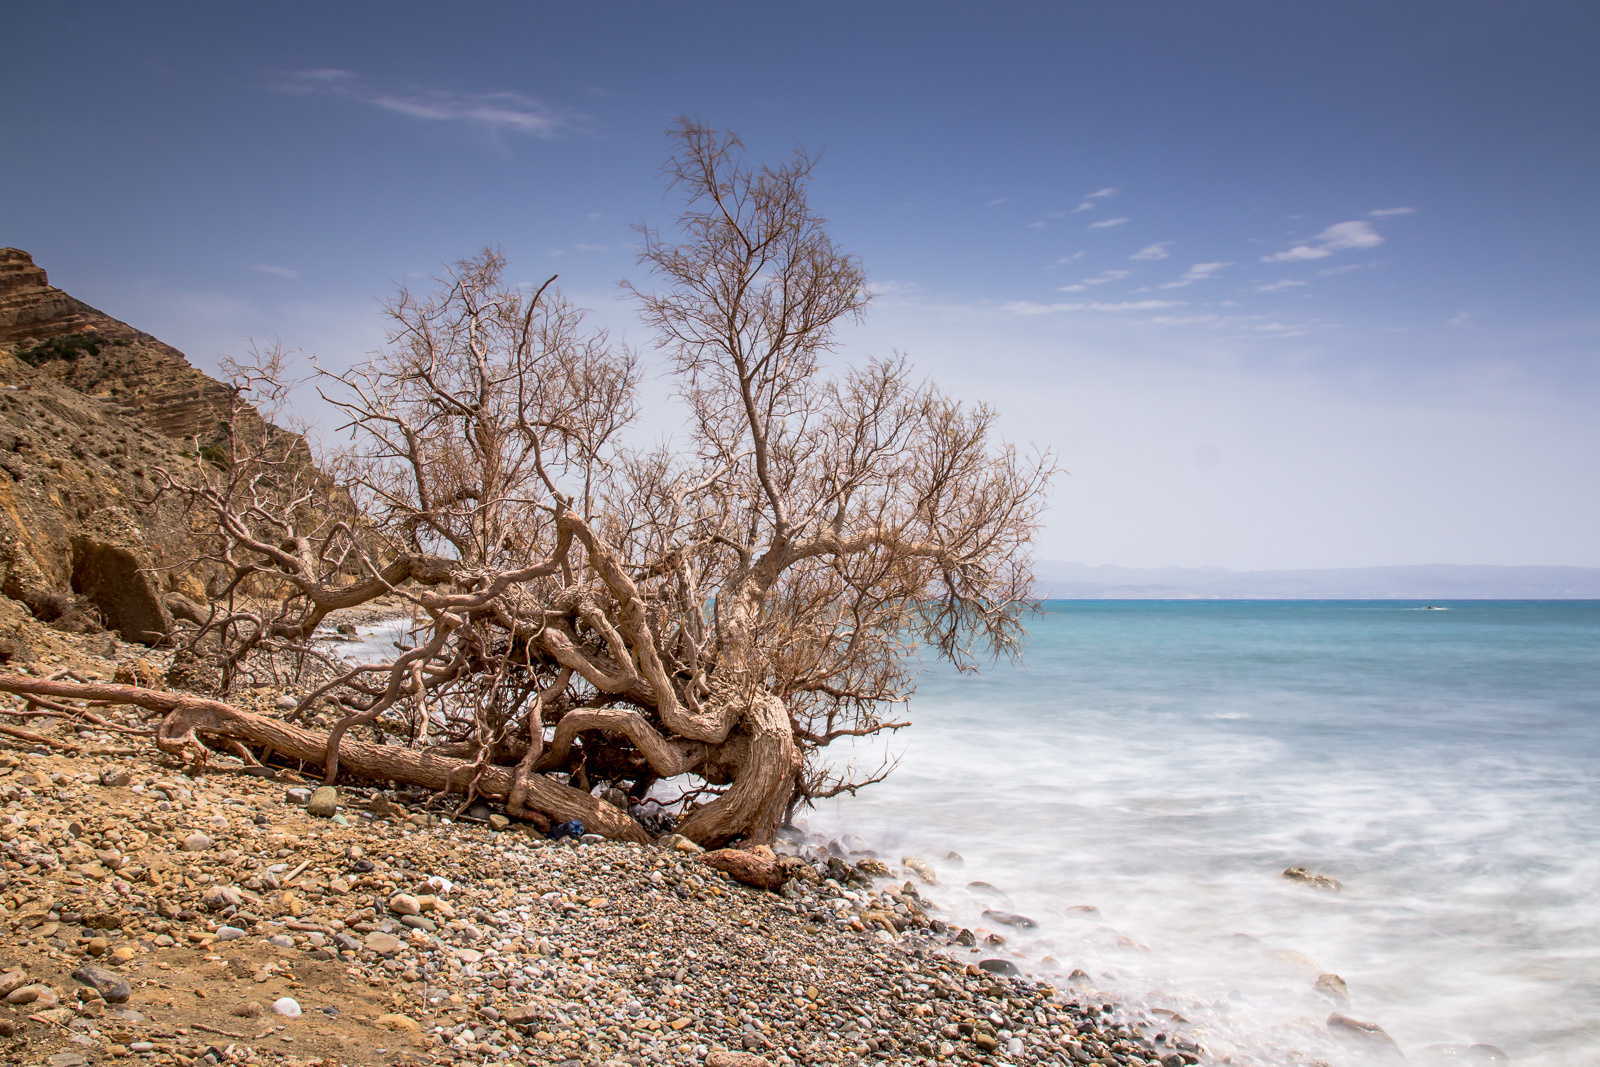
[1005,298,1183,315]
[1088,217,1130,230]
[1130,242,1173,261]
[245,264,299,279]
[1160,262,1231,289]
[278,69,573,138]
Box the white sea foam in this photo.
[803,602,1600,1064]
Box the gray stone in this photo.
[977,958,1020,976]
[215,926,247,941]
[70,965,131,1003]
[285,787,312,805]
[180,832,212,852]
[364,931,403,955]
[266,935,295,948]
[306,785,337,817]
[981,909,1038,928]
[47,1053,87,1067]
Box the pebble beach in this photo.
[0,701,1201,1067]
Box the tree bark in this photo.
[677,688,800,847]
[0,674,650,844]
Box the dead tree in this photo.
[0,122,1054,847]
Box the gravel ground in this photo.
[0,736,1211,1067]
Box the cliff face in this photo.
[0,248,296,644]
[0,247,237,441]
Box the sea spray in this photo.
[804,601,1600,1065]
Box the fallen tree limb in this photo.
[0,673,649,844]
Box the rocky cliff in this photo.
[0,248,304,646]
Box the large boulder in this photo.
[70,507,171,645]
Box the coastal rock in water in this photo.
[1315,972,1351,1003]
[1419,1047,1509,1064]
[902,856,938,884]
[701,845,784,890]
[855,857,891,877]
[982,909,1038,929]
[1328,1013,1402,1056]
[966,880,1013,904]
[1284,866,1343,891]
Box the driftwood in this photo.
[0,673,648,844]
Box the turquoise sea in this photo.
[805,601,1600,1064]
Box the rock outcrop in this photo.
[0,248,320,645]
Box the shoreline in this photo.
[0,656,1187,1067]
[0,749,1182,1067]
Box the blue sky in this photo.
[5,2,1597,568]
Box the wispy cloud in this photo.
[573,243,608,252]
[1088,217,1130,230]
[246,264,299,279]
[984,198,1007,207]
[1072,187,1118,212]
[1130,242,1172,261]
[1054,252,1085,265]
[1058,268,1133,292]
[279,69,573,138]
[1449,311,1475,328]
[1317,263,1368,276]
[1370,206,1416,217]
[1005,299,1182,316]
[1263,220,1384,262]
[1028,210,1067,229]
[1160,262,1231,289]
[1256,279,1308,293]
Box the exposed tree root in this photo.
[0,673,649,844]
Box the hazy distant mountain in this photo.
[1033,561,1600,600]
